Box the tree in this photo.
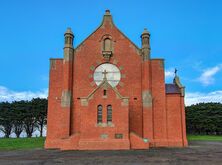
[186,102,222,135]
[11,101,24,138]
[0,102,13,138]
[0,98,48,138]
[31,98,47,137]
[22,101,37,138]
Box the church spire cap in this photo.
[142,28,150,35]
[101,9,114,27]
[65,27,74,35]
[105,9,111,15]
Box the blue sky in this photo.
[0,0,221,105]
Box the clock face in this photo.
[93,63,121,87]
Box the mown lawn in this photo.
[0,135,222,150]
[187,135,222,141]
[0,137,45,150]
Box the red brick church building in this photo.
[45,10,188,150]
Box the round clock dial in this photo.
[93,63,121,87]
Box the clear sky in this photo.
[0,0,221,105]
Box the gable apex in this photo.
[101,9,114,27]
[75,10,140,51]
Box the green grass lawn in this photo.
[0,135,222,150]
[0,137,45,150]
[187,135,222,141]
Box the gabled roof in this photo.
[166,75,185,96]
[165,84,181,94]
[75,10,141,51]
[80,78,129,100]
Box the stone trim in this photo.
[80,78,129,106]
[142,90,152,108]
[90,65,95,71]
[63,47,74,62]
[80,98,88,106]
[121,74,126,78]
[90,81,96,87]
[96,122,114,127]
[173,76,185,97]
[96,60,102,65]
[61,90,71,107]
[113,59,118,65]
[50,59,56,70]
[119,82,124,87]
[100,134,108,139]
[121,98,129,106]
[119,66,124,70]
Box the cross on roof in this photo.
[174,68,178,76]
[102,70,108,80]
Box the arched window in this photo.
[107,105,112,123]
[104,38,111,51]
[97,105,103,123]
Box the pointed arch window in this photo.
[107,105,112,123]
[97,105,103,123]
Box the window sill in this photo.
[96,122,114,127]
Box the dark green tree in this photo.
[31,98,47,137]
[0,102,13,138]
[22,100,37,138]
[11,101,24,138]
[0,98,48,138]
[186,102,222,135]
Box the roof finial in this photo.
[174,68,178,76]
[65,27,73,35]
[105,9,111,15]
[142,28,150,35]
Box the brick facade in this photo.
[45,10,188,150]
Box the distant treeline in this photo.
[186,102,222,135]
[0,99,222,138]
[0,98,47,138]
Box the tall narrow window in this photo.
[103,90,107,96]
[97,105,103,123]
[107,105,112,123]
[104,38,111,51]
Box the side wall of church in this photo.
[46,59,65,146]
[166,93,187,147]
[150,59,167,146]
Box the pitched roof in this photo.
[75,10,140,51]
[165,84,181,94]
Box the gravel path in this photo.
[0,141,221,165]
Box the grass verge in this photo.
[187,135,222,141]
[0,137,45,150]
[0,135,222,150]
